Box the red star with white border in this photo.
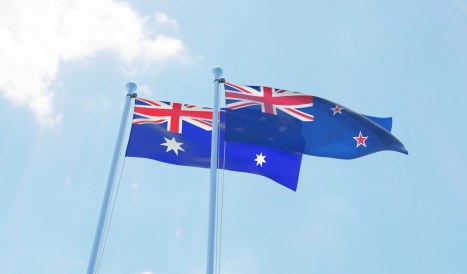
[353,131,368,147]
[331,105,344,115]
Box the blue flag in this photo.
[125,98,302,191]
[224,82,408,159]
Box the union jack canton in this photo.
[133,98,213,133]
[224,82,314,122]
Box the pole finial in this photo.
[126,81,138,94]
[212,66,223,80]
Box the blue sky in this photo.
[1,0,467,273]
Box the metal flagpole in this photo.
[206,67,223,274]
[86,82,138,274]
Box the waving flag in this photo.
[224,82,408,159]
[125,98,302,191]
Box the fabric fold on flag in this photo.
[224,82,408,159]
[125,98,302,191]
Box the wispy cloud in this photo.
[0,0,185,128]
[136,271,154,274]
[155,13,179,29]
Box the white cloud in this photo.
[155,13,179,29]
[137,271,153,274]
[0,0,185,127]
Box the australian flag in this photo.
[125,98,302,191]
[224,82,408,159]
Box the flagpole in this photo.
[206,67,223,274]
[86,82,138,274]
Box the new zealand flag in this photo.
[224,82,408,159]
[125,98,302,191]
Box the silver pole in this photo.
[206,67,223,274]
[86,82,137,274]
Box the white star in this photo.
[160,137,185,155]
[254,152,266,167]
[277,125,287,133]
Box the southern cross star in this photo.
[331,105,344,115]
[277,125,287,133]
[254,152,266,167]
[161,137,185,155]
[353,131,368,148]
